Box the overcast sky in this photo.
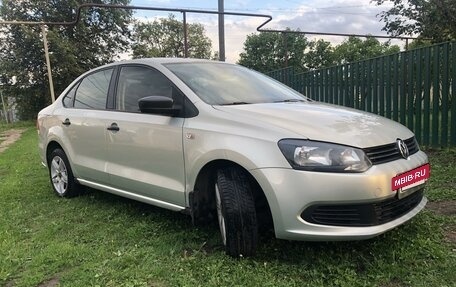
[130,0,400,63]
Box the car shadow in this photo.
[74,186,427,266]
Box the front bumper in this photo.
[251,150,429,241]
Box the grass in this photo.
[0,126,455,287]
[0,121,34,133]
[426,148,456,201]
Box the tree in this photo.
[304,39,335,70]
[238,30,309,73]
[0,0,132,120]
[375,0,456,42]
[238,32,402,73]
[333,36,400,64]
[131,15,212,59]
[406,39,433,50]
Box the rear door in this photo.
[55,67,114,184]
[105,65,186,207]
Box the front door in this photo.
[105,65,186,207]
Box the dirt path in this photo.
[0,128,26,153]
[426,200,456,246]
[426,200,456,216]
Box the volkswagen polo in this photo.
[37,58,430,257]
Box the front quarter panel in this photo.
[183,104,296,198]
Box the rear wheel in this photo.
[48,148,80,198]
[215,167,258,257]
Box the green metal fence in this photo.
[266,41,456,148]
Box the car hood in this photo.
[213,102,414,148]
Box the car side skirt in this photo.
[77,178,186,212]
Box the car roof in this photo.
[114,57,224,65]
[83,58,235,79]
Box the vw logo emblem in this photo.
[396,139,409,159]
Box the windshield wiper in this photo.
[274,99,306,103]
[220,101,251,106]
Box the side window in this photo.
[74,68,113,110]
[62,83,79,108]
[116,66,181,113]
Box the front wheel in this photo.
[48,148,80,198]
[215,167,258,257]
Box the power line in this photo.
[133,6,381,16]
[276,1,373,9]
[229,8,374,15]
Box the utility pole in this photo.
[218,0,225,61]
[1,89,8,124]
[42,25,56,103]
[182,12,188,58]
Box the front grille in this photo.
[364,137,419,165]
[301,189,424,227]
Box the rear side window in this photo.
[74,68,113,110]
[116,66,181,113]
[62,83,79,108]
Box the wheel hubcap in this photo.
[215,183,227,246]
[50,156,68,195]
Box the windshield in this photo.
[165,62,308,105]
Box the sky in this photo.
[130,0,399,63]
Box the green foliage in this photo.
[406,39,433,50]
[131,14,212,59]
[240,33,401,72]
[375,0,456,42]
[0,0,133,120]
[333,36,400,64]
[304,39,335,70]
[238,30,308,73]
[0,128,455,286]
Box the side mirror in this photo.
[138,96,180,116]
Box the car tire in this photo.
[48,148,80,198]
[215,167,258,257]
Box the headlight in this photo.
[278,139,372,172]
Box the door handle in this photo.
[62,118,71,126]
[107,123,120,132]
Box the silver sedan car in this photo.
[37,58,430,257]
